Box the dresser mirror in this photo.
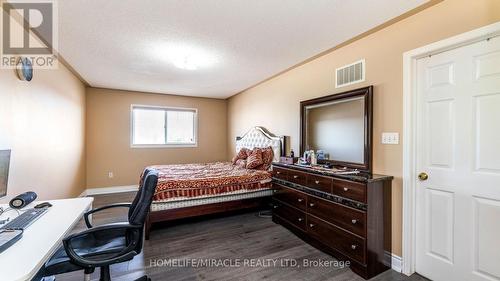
[300,86,373,172]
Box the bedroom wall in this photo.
[0,9,87,202]
[226,0,500,257]
[0,67,86,202]
[85,88,227,188]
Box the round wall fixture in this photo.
[16,57,33,81]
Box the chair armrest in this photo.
[62,222,143,267]
[84,203,132,228]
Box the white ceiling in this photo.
[58,0,428,99]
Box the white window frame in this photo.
[130,104,198,148]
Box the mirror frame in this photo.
[300,86,373,172]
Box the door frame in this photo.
[401,21,500,276]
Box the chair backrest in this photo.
[128,168,153,219]
[128,169,158,226]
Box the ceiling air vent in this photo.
[335,59,365,88]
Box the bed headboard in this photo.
[235,127,286,162]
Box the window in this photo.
[131,105,197,147]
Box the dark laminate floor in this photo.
[55,192,429,281]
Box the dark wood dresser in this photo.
[271,162,392,279]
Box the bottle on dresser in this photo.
[310,150,317,165]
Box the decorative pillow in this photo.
[234,159,247,168]
[232,148,250,164]
[260,146,274,170]
[246,148,264,169]
[245,148,253,157]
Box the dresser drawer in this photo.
[273,184,307,211]
[332,178,367,203]
[306,174,332,193]
[273,200,306,231]
[307,215,366,264]
[288,170,307,186]
[307,196,366,237]
[272,167,289,181]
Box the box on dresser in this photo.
[279,156,298,165]
[271,162,392,279]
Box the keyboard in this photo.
[0,208,48,230]
[0,229,23,253]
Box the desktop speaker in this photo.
[9,191,37,209]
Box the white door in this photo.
[416,36,500,281]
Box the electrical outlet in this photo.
[381,132,399,144]
[108,172,114,178]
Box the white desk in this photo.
[0,197,93,281]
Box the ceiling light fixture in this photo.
[156,44,217,70]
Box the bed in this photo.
[144,126,285,239]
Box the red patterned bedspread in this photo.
[146,162,272,201]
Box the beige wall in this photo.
[0,62,86,202]
[0,5,86,202]
[86,88,227,188]
[227,0,500,256]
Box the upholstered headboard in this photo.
[235,127,285,162]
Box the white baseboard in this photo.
[80,185,139,197]
[384,251,403,273]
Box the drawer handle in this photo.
[297,198,304,203]
[309,203,315,207]
[314,180,320,184]
[351,244,358,250]
[343,187,349,191]
[293,175,299,179]
[351,219,357,224]
[309,223,315,228]
[298,218,303,222]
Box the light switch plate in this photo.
[382,132,399,144]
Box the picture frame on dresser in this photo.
[272,86,393,279]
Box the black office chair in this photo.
[42,168,158,281]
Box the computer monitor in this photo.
[0,150,11,199]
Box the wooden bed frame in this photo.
[145,127,286,240]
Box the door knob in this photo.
[418,172,429,181]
